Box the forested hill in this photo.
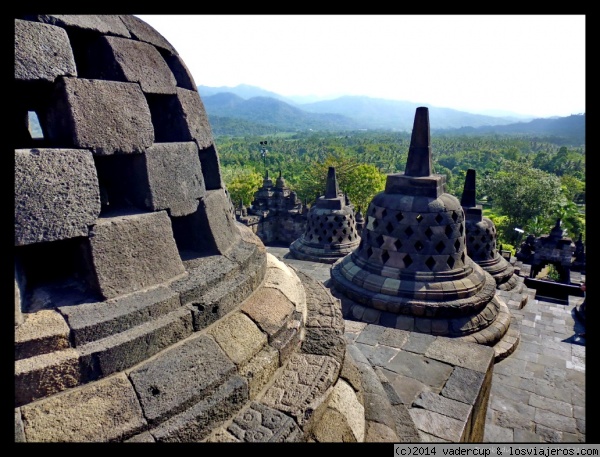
[200,89,585,145]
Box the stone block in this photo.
[20,373,146,442]
[150,375,248,442]
[15,19,76,82]
[46,78,154,155]
[89,211,185,299]
[15,148,101,245]
[87,36,177,94]
[119,15,177,54]
[15,309,70,360]
[239,346,280,400]
[128,333,236,424]
[36,14,131,37]
[209,312,267,367]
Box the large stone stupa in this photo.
[330,107,519,361]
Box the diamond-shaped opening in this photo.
[338,236,343,243]
[461,252,466,263]
[375,234,384,247]
[317,236,322,242]
[405,226,414,237]
[319,222,324,228]
[349,234,353,240]
[473,243,481,251]
[485,228,490,234]
[414,240,424,251]
[343,228,347,234]
[447,256,455,268]
[459,224,464,235]
[334,215,341,222]
[381,209,387,219]
[452,211,459,222]
[481,235,487,243]
[468,235,475,243]
[394,239,402,251]
[454,239,461,252]
[322,229,328,235]
[435,241,445,253]
[435,213,443,224]
[404,254,413,267]
[327,236,333,243]
[425,256,436,270]
[395,212,404,222]
[386,222,394,234]
[338,221,344,228]
[328,222,334,229]
[372,219,379,229]
[416,214,423,223]
[382,250,390,264]
[371,206,377,216]
[425,228,433,239]
[485,242,491,250]
[445,225,453,237]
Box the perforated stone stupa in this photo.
[330,107,519,360]
[460,169,524,294]
[289,166,361,263]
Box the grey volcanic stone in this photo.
[46,78,154,155]
[141,142,205,216]
[119,15,177,54]
[36,14,131,37]
[59,285,182,346]
[88,211,185,299]
[441,366,486,406]
[20,373,146,442]
[150,375,248,442]
[15,19,76,82]
[87,36,177,94]
[228,402,303,442]
[128,333,237,425]
[177,88,214,150]
[15,148,101,246]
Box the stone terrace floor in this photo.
[265,245,587,443]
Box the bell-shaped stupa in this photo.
[330,107,518,360]
[460,169,523,293]
[289,166,361,263]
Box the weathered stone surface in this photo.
[409,408,467,442]
[78,307,194,379]
[15,348,81,407]
[36,14,131,37]
[15,309,70,360]
[15,148,101,245]
[46,78,154,155]
[386,350,453,389]
[209,312,268,367]
[119,15,177,54]
[139,142,205,216]
[15,409,25,442]
[302,327,346,365]
[15,19,76,82]
[412,391,472,421]
[442,366,487,406]
[241,287,295,338]
[176,87,214,150]
[312,379,365,442]
[261,353,340,428]
[426,336,495,373]
[128,333,236,424]
[150,375,248,442]
[364,421,398,442]
[265,256,307,317]
[59,285,181,346]
[87,36,177,94]
[20,373,146,442]
[89,211,185,299]
[239,346,280,400]
[227,401,303,442]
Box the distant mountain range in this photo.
[198,84,585,144]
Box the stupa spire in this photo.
[325,166,340,199]
[404,107,432,177]
[460,169,477,207]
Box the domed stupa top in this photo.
[289,166,360,263]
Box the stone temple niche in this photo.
[530,219,576,283]
[289,166,361,263]
[460,169,525,294]
[14,15,366,443]
[330,107,519,361]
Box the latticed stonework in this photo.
[461,169,521,292]
[330,108,519,351]
[289,167,360,263]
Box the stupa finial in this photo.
[461,169,477,207]
[405,107,432,177]
[325,166,339,199]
